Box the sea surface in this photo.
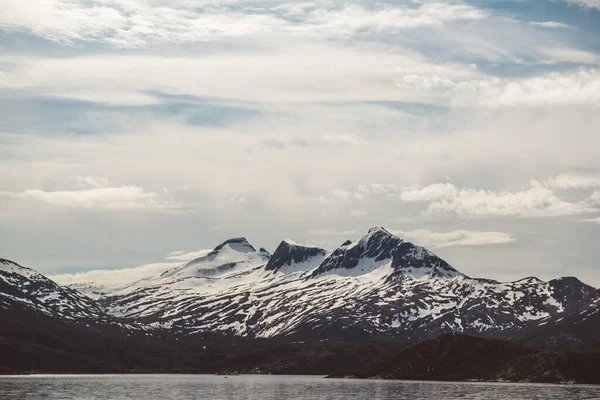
[0,374,599,400]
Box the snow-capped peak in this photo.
[307,227,461,280]
[310,227,403,277]
[158,237,268,281]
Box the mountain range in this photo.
[2,227,599,344]
[1,227,599,375]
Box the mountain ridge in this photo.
[1,227,598,347]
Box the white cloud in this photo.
[323,134,367,145]
[539,48,600,64]
[529,21,571,28]
[399,183,458,202]
[392,68,600,108]
[5,186,171,210]
[544,173,600,189]
[0,50,481,106]
[75,176,109,188]
[52,247,211,286]
[316,189,365,204]
[566,0,600,10]
[357,184,399,194]
[399,181,598,219]
[582,216,600,224]
[165,249,212,261]
[287,3,488,37]
[51,262,181,288]
[0,1,488,47]
[5,50,597,111]
[395,74,458,90]
[0,0,281,47]
[228,196,248,204]
[391,228,515,247]
[452,68,600,107]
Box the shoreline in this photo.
[0,372,596,386]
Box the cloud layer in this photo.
[1,0,600,286]
[52,262,181,288]
[0,1,489,47]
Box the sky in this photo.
[0,0,599,287]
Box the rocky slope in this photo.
[0,258,110,323]
[0,258,146,332]
[514,288,600,349]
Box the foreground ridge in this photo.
[335,333,600,384]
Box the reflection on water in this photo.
[0,374,599,400]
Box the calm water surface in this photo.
[0,374,599,400]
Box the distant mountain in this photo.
[2,228,598,345]
[86,227,597,342]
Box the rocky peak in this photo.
[310,227,403,277]
[265,240,327,272]
[310,227,460,279]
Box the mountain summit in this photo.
[310,227,459,279]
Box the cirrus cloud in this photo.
[0,1,489,48]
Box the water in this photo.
[0,375,599,400]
